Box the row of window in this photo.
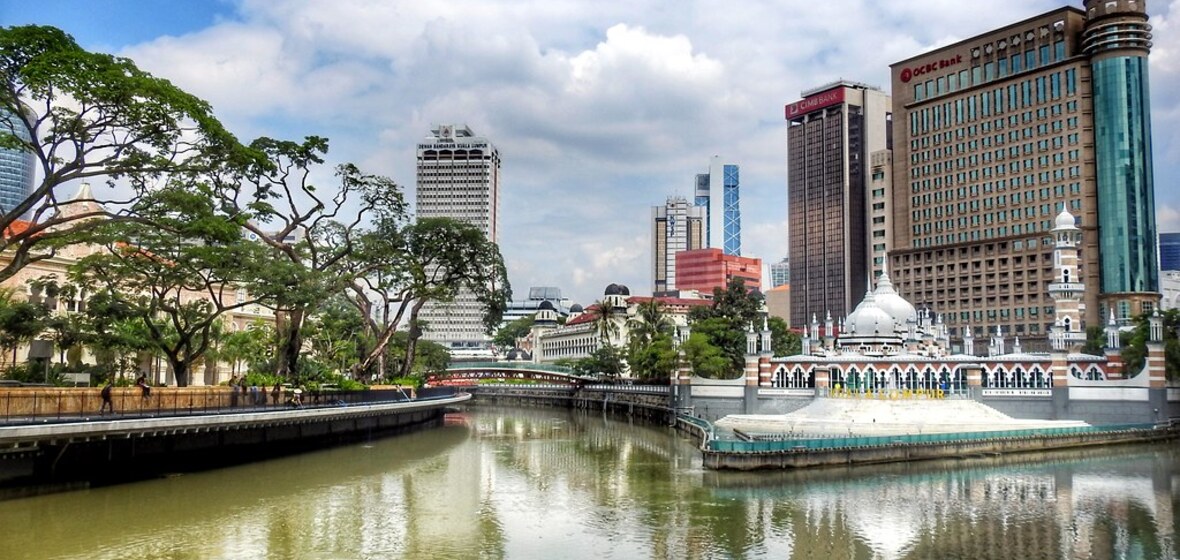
[910,71,1078,138]
[913,40,1068,101]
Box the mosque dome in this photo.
[538,300,556,311]
[616,284,631,296]
[1055,210,1077,229]
[569,303,584,313]
[872,271,917,327]
[845,292,896,337]
[604,283,622,296]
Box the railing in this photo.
[707,423,1159,453]
[0,387,451,424]
[447,362,579,375]
[584,384,670,395]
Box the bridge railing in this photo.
[447,362,579,375]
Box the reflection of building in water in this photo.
[722,453,1177,560]
[401,425,498,556]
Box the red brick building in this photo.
[675,248,762,294]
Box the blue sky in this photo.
[5,0,1180,307]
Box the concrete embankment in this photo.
[702,425,1178,470]
[0,394,468,486]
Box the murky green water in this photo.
[0,407,1175,559]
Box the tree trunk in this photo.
[399,300,427,379]
[169,355,189,387]
[276,308,305,378]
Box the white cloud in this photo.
[94,0,1180,305]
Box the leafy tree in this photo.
[626,300,678,381]
[0,297,44,368]
[70,182,271,386]
[384,331,451,380]
[220,320,275,378]
[1082,325,1106,356]
[571,345,626,380]
[768,316,802,357]
[686,278,765,376]
[1120,309,1180,381]
[304,295,368,375]
[209,137,407,379]
[0,25,238,281]
[681,332,730,379]
[493,316,534,350]
[387,218,510,379]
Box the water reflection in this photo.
[0,408,1174,559]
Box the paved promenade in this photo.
[716,398,1090,437]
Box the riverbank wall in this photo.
[702,423,1178,470]
[0,393,467,486]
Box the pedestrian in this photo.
[271,381,282,406]
[136,375,151,400]
[100,380,114,415]
[249,382,261,406]
[229,375,240,407]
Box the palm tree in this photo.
[590,299,621,348]
[628,299,672,345]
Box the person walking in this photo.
[136,375,151,400]
[99,380,114,415]
[271,381,282,406]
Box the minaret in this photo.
[963,326,975,356]
[989,325,1005,357]
[1103,310,1125,378]
[1048,211,1086,352]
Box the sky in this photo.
[4,0,1180,307]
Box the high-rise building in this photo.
[695,156,741,256]
[675,248,761,295]
[786,80,892,328]
[1161,232,1180,272]
[0,107,36,217]
[868,149,894,280]
[652,196,705,294]
[769,257,791,288]
[889,1,1161,344]
[415,124,501,348]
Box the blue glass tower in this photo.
[0,107,36,217]
[1084,0,1158,307]
[694,156,741,256]
[722,164,741,256]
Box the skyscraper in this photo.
[415,124,501,348]
[695,156,741,256]
[0,107,36,217]
[769,257,791,288]
[652,196,705,294]
[786,81,893,328]
[1161,233,1180,272]
[889,0,1161,343]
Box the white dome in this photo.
[872,271,917,327]
[845,293,897,337]
[1054,210,1077,230]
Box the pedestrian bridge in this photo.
[431,362,596,386]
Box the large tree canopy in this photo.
[0,25,238,280]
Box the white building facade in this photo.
[415,124,502,348]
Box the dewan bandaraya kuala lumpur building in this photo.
[888,0,1160,347]
[415,124,502,350]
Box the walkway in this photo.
[716,398,1090,437]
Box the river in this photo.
[0,407,1175,559]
